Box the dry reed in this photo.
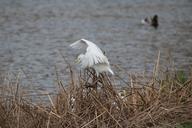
[0,60,191,128]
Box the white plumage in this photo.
[70,39,114,76]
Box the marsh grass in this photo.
[0,58,192,128]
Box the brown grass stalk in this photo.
[0,61,191,127]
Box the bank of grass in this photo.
[0,63,192,128]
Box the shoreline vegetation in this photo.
[0,55,192,128]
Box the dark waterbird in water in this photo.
[141,14,159,29]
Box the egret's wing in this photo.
[70,39,110,68]
[70,39,88,50]
[70,39,103,51]
[82,47,110,67]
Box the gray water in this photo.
[0,0,192,91]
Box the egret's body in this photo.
[70,39,114,76]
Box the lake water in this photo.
[0,0,192,91]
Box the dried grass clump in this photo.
[0,65,192,128]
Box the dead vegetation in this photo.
[0,60,192,128]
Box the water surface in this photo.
[0,0,192,90]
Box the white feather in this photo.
[70,39,113,76]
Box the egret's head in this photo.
[75,54,84,64]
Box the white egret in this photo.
[70,39,114,76]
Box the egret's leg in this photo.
[92,70,98,88]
